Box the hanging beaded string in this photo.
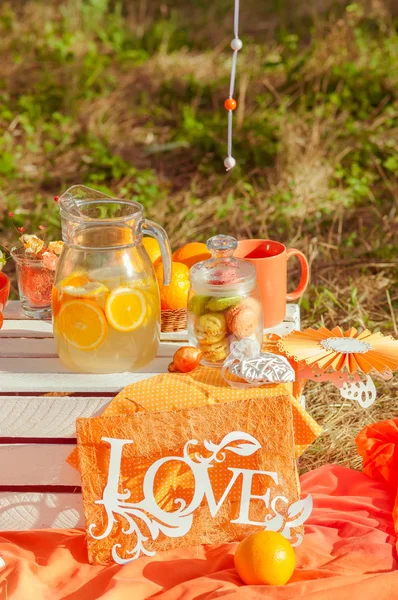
[224,0,242,171]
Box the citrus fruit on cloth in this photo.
[143,237,162,264]
[105,287,148,332]
[154,262,190,310]
[234,531,296,586]
[58,299,108,351]
[172,242,211,268]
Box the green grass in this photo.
[0,0,396,321]
[0,0,397,469]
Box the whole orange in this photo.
[234,531,296,586]
[143,237,162,264]
[172,242,211,269]
[154,261,190,310]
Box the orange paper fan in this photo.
[278,326,398,375]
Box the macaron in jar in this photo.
[187,235,263,366]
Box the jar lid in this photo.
[190,235,256,295]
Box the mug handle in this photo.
[286,248,309,301]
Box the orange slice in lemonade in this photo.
[53,272,92,317]
[58,299,108,351]
[60,271,90,288]
[105,287,147,332]
[52,286,62,317]
[62,281,109,298]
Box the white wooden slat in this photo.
[1,304,299,337]
[263,321,297,338]
[0,492,84,530]
[0,356,170,374]
[0,396,112,438]
[0,371,160,393]
[0,319,53,338]
[1,311,298,352]
[2,301,189,341]
[4,301,300,324]
[0,321,297,340]
[264,304,300,335]
[0,394,308,439]
[0,317,185,339]
[0,317,298,358]
[285,303,300,324]
[0,338,182,358]
[160,330,189,342]
[3,301,30,320]
[0,338,57,357]
[0,444,80,486]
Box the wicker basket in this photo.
[161,308,187,332]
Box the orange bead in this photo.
[224,98,237,111]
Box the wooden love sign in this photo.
[76,396,312,564]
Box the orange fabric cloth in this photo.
[356,418,398,552]
[2,464,398,599]
[67,366,319,470]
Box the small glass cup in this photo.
[11,245,54,319]
[0,271,10,313]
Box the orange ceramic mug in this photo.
[235,239,309,328]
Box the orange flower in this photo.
[356,419,398,487]
[356,419,398,554]
[278,326,398,375]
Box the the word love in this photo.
[89,431,312,564]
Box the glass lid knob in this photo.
[206,235,237,258]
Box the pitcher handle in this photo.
[141,220,172,285]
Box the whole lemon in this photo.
[143,237,162,264]
[154,261,190,310]
[234,531,296,586]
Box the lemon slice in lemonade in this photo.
[62,281,109,298]
[58,299,108,351]
[106,287,148,332]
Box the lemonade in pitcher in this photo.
[52,186,171,374]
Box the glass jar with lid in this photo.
[187,235,263,365]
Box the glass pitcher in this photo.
[52,185,171,374]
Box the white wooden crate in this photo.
[0,301,300,531]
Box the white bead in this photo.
[231,38,243,51]
[224,156,236,170]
